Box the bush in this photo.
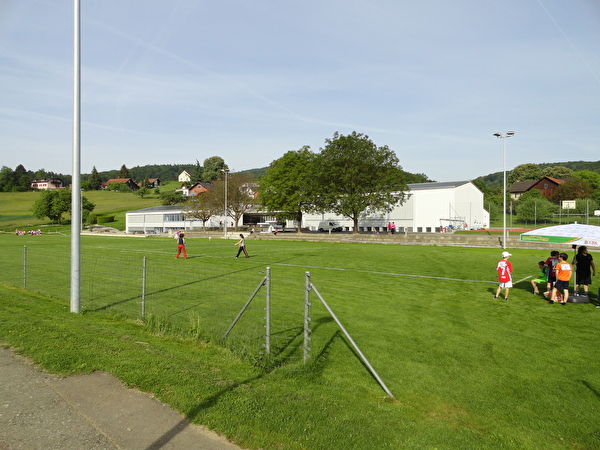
[97,215,115,224]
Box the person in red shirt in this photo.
[551,252,572,305]
[494,251,513,301]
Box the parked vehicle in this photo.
[318,221,343,232]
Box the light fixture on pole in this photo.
[493,131,515,249]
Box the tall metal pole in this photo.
[70,0,81,313]
[222,169,229,238]
[503,137,507,249]
[494,132,514,250]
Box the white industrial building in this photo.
[125,181,489,234]
[302,181,489,232]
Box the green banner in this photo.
[520,235,579,244]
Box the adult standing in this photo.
[235,234,249,258]
[175,233,187,259]
[494,251,513,301]
[572,246,595,297]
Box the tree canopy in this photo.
[258,146,315,224]
[311,132,408,233]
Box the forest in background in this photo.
[1,159,599,194]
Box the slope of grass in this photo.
[1,234,599,448]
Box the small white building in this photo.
[302,181,489,233]
[178,170,192,183]
[126,205,235,234]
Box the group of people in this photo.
[495,246,596,306]
[15,229,42,235]
[173,231,250,260]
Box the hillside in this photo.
[474,160,600,190]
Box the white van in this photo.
[318,221,343,232]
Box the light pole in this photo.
[222,169,229,238]
[493,131,515,249]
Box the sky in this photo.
[1,0,599,182]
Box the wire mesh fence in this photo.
[1,243,308,366]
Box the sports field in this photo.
[1,232,599,449]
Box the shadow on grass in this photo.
[87,257,298,313]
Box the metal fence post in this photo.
[23,245,27,289]
[265,266,271,355]
[141,256,147,319]
[303,271,312,364]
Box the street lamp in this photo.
[221,169,229,238]
[493,131,515,249]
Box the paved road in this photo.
[0,346,242,449]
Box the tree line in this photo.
[473,163,600,224]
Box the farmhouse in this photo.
[30,178,63,190]
[509,176,569,200]
[102,178,140,191]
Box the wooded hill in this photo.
[473,160,600,190]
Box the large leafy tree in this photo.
[515,190,555,223]
[32,190,95,223]
[311,132,408,234]
[550,179,594,203]
[508,163,543,184]
[203,156,228,182]
[258,146,315,227]
[543,165,573,180]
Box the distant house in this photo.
[147,178,161,188]
[508,180,537,200]
[176,182,211,197]
[31,178,64,190]
[178,171,192,183]
[509,177,570,200]
[102,178,140,191]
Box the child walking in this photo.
[235,234,249,258]
[175,232,187,259]
[494,251,513,301]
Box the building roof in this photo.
[509,180,537,193]
[407,181,471,190]
[127,205,184,214]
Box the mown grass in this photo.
[0,189,165,231]
[1,233,599,449]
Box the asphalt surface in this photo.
[0,347,242,449]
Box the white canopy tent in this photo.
[520,224,600,304]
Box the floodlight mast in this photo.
[493,131,515,249]
[70,0,81,313]
[221,169,229,238]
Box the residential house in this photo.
[102,178,140,191]
[147,178,161,188]
[176,182,212,197]
[30,178,64,190]
[509,176,570,200]
[178,171,192,183]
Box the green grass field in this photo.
[1,233,599,449]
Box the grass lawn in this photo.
[0,190,164,232]
[1,233,599,449]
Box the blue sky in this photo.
[1,0,599,182]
